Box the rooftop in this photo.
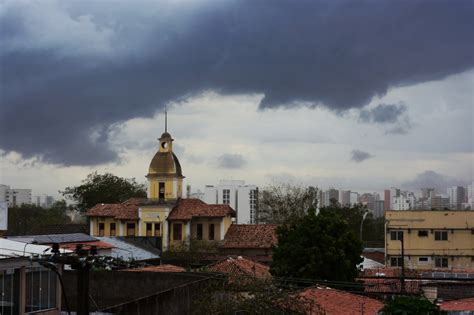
[440,297,474,311]
[221,224,278,249]
[206,256,271,279]
[300,286,384,315]
[167,198,236,221]
[124,264,186,273]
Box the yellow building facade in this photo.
[87,129,236,252]
[385,210,474,270]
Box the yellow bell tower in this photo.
[146,110,184,200]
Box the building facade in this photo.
[0,185,32,207]
[203,180,258,224]
[87,130,236,251]
[385,210,474,270]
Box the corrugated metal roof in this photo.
[8,233,97,244]
[96,237,160,261]
[0,238,59,258]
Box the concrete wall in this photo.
[62,270,214,313]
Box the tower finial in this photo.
[165,104,168,132]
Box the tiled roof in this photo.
[221,224,278,249]
[167,198,236,220]
[206,256,271,279]
[361,278,422,294]
[124,264,186,273]
[300,286,384,315]
[440,297,474,311]
[86,201,139,220]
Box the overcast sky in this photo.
[1,0,473,198]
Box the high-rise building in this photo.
[468,182,474,210]
[203,180,258,224]
[339,190,351,206]
[320,188,339,207]
[0,185,32,207]
[384,190,391,211]
[447,186,466,210]
[374,200,385,218]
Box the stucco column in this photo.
[162,220,169,251]
[119,222,124,236]
[89,220,94,236]
[220,220,225,241]
[185,221,191,244]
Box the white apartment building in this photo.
[202,180,258,224]
[0,185,32,207]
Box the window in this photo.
[126,223,135,236]
[197,223,203,240]
[173,223,182,241]
[110,223,116,236]
[390,230,403,241]
[159,182,165,200]
[250,189,258,224]
[418,230,428,237]
[146,223,153,237]
[418,257,429,262]
[154,223,161,237]
[223,189,230,204]
[434,231,448,241]
[435,257,448,268]
[98,223,105,236]
[208,224,215,241]
[390,256,403,267]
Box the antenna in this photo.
[165,105,168,132]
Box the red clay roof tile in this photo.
[221,224,278,249]
[441,297,474,311]
[167,199,236,220]
[206,256,271,279]
[301,286,384,315]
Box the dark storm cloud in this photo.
[402,170,468,192]
[1,0,473,165]
[351,150,374,163]
[217,154,247,169]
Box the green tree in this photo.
[7,203,71,235]
[322,203,385,247]
[381,296,445,314]
[61,172,147,211]
[258,183,318,224]
[271,208,363,282]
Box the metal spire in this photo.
[165,104,168,132]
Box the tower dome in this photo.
[147,132,184,178]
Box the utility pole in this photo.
[400,235,405,294]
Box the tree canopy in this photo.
[7,201,71,235]
[381,296,445,314]
[321,203,385,248]
[61,172,147,211]
[258,183,318,224]
[271,208,363,282]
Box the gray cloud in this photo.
[402,170,469,192]
[359,103,407,124]
[1,1,473,165]
[359,103,413,134]
[351,150,374,162]
[217,154,247,169]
